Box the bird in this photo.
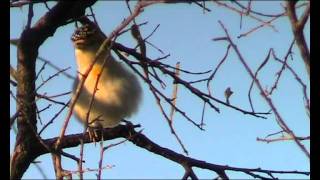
[70,23,142,138]
[224,87,233,105]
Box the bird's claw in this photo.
[87,122,103,145]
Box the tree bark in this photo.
[10,2,96,179]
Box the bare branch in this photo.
[34,125,310,179]
[11,2,97,178]
[257,135,310,143]
[217,20,309,159]
[207,44,231,96]
[113,42,270,118]
[286,1,310,77]
[248,48,273,112]
[212,1,278,31]
[169,62,180,123]
[269,39,295,95]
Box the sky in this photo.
[10,1,310,179]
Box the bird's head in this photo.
[71,24,104,50]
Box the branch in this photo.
[32,124,310,179]
[217,21,310,159]
[248,48,273,112]
[112,41,270,119]
[212,1,277,31]
[11,1,96,179]
[272,52,310,117]
[269,39,295,95]
[10,39,75,79]
[286,1,310,77]
[257,135,310,143]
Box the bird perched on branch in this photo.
[224,87,233,105]
[71,23,142,136]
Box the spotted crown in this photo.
[71,24,97,42]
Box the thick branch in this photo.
[33,124,309,179]
[11,1,96,179]
[286,1,310,77]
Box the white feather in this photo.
[72,41,142,128]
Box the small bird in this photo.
[224,87,233,105]
[71,24,142,137]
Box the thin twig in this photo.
[217,20,309,158]
[248,48,273,112]
[213,1,277,31]
[38,100,70,135]
[207,44,231,96]
[36,67,71,91]
[169,62,180,124]
[269,39,295,95]
[272,51,310,118]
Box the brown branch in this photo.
[200,102,206,128]
[248,48,273,112]
[38,100,70,135]
[35,60,47,81]
[68,165,115,176]
[286,1,310,77]
[113,42,270,119]
[156,61,212,75]
[37,56,75,80]
[117,21,149,37]
[26,2,34,29]
[238,2,308,39]
[238,15,282,39]
[78,139,84,180]
[272,53,310,117]
[10,0,49,8]
[98,137,129,180]
[36,67,71,91]
[212,1,277,31]
[11,1,97,179]
[182,166,199,180]
[51,153,64,179]
[42,91,72,99]
[11,38,76,80]
[233,1,285,17]
[31,124,310,179]
[36,93,69,106]
[162,0,211,12]
[207,44,231,96]
[115,50,203,130]
[269,39,295,95]
[169,62,180,123]
[115,50,190,154]
[133,23,166,54]
[217,21,310,159]
[257,135,310,143]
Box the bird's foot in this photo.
[87,122,103,145]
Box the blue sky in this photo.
[10,1,310,179]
